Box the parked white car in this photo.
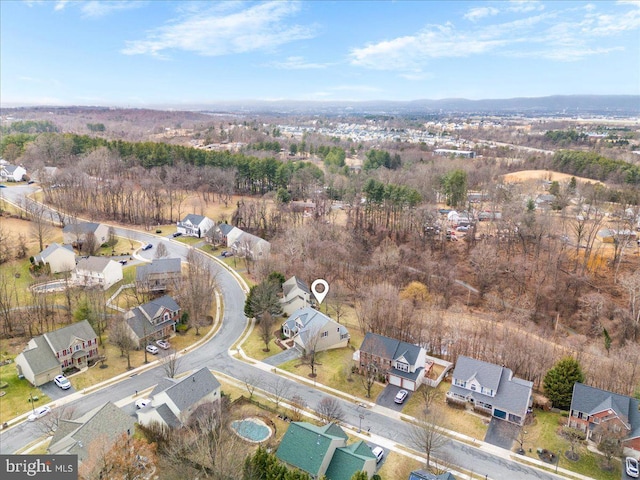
[53,374,71,390]
[627,457,639,478]
[156,339,170,350]
[371,446,384,464]
[394,389,408,404]
[145,344,159,355]
[28,406,51,422]
[135,398,151,409]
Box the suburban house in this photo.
[276,422,377,480]
[48,402,136,467]
[280,276,313,316]
[135,257,182,293]
[446,356,533,426]
[282,307,350,353]
[230,231,271,259]
[33,243,76,274]
[73,257,123,290]
[124,295,180,348]
[137,367,221,429]
[568,382,640,454]
[15,320,99,386]
[176,214,215,238]
[206,223,241,246]
[409,471,457,480]
[0,163,27,181]
[354,332,430,392]
[62,221,109,247]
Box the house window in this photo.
[321,331,328,338]
[454,378,466,388]
[471,384,477,391]
[396,362,409,372]
[75,345,80,351]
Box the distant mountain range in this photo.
[4,95,639,117]
[196,95,639,116]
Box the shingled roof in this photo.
[43,320,97,354]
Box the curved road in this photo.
[0,185,567,480]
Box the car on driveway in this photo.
[371,446,384,464]
[28,406,51,421]
[627,457,639,478]
[118,259,128,265]
[394,389,408,404]
[156,339,170,350]
[53,374,71,390]
[145,344,159,355]
[142,243,153,251]
[135,398,151,409]
[172,232,182,237]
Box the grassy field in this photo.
[0,362,52,424]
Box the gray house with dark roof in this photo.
[568,383,640,454]
[176,214,215,238]
[124,295,180,348]
[280,276,313,316]
[15,320,99,386]
[355,332,429,391]
[135,257,182,293]
[137,367,221,428]
[446,356,533,425]
[48,402,135,467]
[282,307,350,353]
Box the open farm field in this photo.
[501,170,604,185]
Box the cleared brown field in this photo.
[501,170,603,185]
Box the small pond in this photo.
[231,417,272,443]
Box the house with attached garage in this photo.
[124,295,180,348]
[15,320,99,386]
[73,256,123,290]
[280,276,313,316]
[354,332,430,392]
[282,307,350,353]
[276,422,377,480]
[34,243,76,274]
[136,367,221,429]
[0,163,27,182]
[47,401,136,467]
[135,257,182,293]
[62,221,110,248]
[230,231,271,259]
[568,382,640,455]
[205,222,241,246]
[446,355,533,426]
[176,214,215,238]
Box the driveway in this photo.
[38,381,75,401]
[484,417,520,450]
[376,384,410,412]
[262,347,303,366]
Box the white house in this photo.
[280,276,313,316]
[62,222,110,247]
[230,231,271,260]
[34,243,76,274]
[73,257,123,290]
[176,214,215,238]
[0,163,27,182]
[137,367,221,429]
[282,307,350,353]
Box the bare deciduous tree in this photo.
[409,412,449,470]
[316,396,344,424]
[161,349,182,379]
[179,249,217,335]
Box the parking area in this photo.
[484,417,521,450]
[38,380,75,401]
[375,384,411,412]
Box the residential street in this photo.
[0,185,568,479]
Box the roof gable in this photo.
[43,320,97,353]
[360,333,422,366]
[570,383,638,432]
[136,258,181,281]
[276,422,345,476]
[162,367,220,412]
[75,256,115,273]
[452,356,504,392]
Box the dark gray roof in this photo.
[570,383,640,439]
[75,256,116,273]
[135,258,181,281]
[20,336,60,375]
[283,276,310,297]
[155,403,182,429]
[180,214,208,226]
[409,470,457,480]
[390,366,423,382]
[139,295,180,318]
[359,332,422,366]
[44,320,97,354]
[126,296,179,340]
[150,377,178,397]
[126,314,175,341]
[218,223,235,235]
[3,164,21,174]
[48,402,136,464]
[62,222,102,234]
[451,355,503,393]
[161,367,220,412]
[284,307,348,347]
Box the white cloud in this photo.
[464,7,499,22]
[399,72,435,81]
[350,2,639,70]
[507,0,545,13]
[122,1,316,58]
[80,1,144,18]
[271,56,329,69]
[54,0,69,11]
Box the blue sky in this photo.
[1,0,639,107]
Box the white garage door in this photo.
[389,375,402,387]
[402,379,416,391]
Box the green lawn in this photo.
[522,410,621,480]
[0,361,51,424]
